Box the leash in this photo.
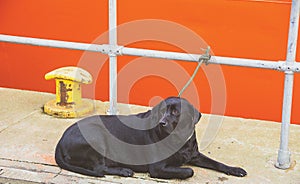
[178,46,211,97]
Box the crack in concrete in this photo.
[52,168,62,179]
[0,110,40,134]
[0,157,169,184]
[0,157,57,167]
[52,172,123,184]
[0,164,122,184]
[0,164,56,176]
[0,176,41,184]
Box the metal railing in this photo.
[0,0,298,169]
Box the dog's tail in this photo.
[55,145,104,177]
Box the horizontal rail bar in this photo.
[120,47,200,61]
[212,56,290,70]
[0,34,300,72]
[0,34,106,52]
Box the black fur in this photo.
[55,97,247,179]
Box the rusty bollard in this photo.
[43,66,94,118]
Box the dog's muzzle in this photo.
[159,117,168,127]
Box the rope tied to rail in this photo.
[178,46,211,97]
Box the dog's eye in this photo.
[172,109,179,115]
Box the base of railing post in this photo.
[275,149,291,169]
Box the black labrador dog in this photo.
[55,97,247,179]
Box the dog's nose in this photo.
[159,120,168,127]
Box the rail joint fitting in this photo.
[277,61,299,73]
[102,44,124,56]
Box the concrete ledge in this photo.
[0,88,299,183]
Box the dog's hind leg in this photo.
[188,152,247,177]
[58,161,105,177]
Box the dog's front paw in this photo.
[176,168,194,179]
[182,168,194,179]
[120,168,134,177]
[225,167,247,177]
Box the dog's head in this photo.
[151,97,201,135]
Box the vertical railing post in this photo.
[108,0,118,115]
[276,0,300,169]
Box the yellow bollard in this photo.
[43,66,94,118]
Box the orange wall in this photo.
[0,0,299,124]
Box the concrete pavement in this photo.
[0,87,299,184]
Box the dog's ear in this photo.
[177,98,201,125]
[187,102,201,124]
[192,110,202,124]
[150,100,165,123]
